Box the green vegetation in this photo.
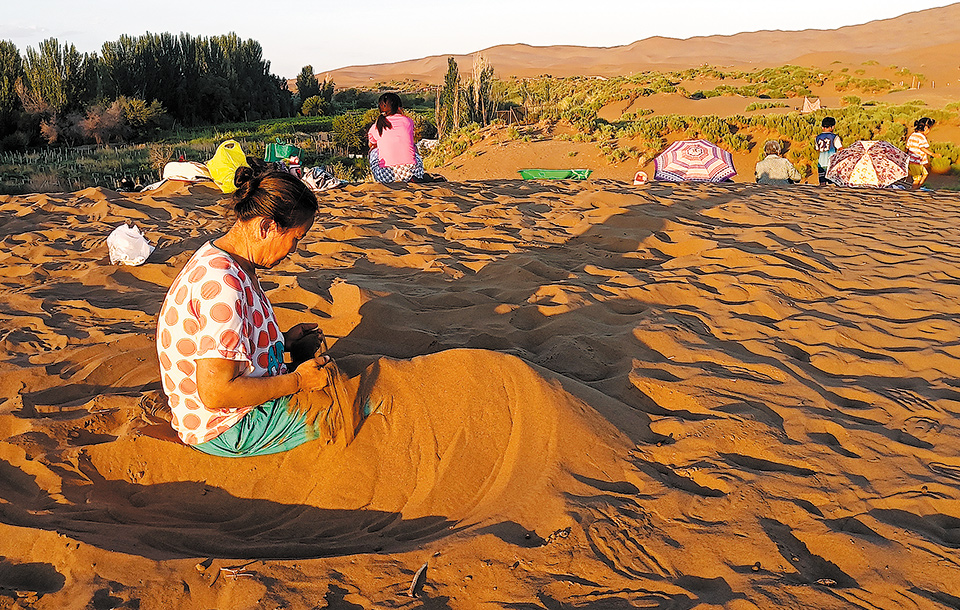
[745,102,790,112]
[836,76,901,93]
[0,101,439,192]
[0,43,955,192]
[0,145,154,194]
[427,97,959,180]
[435,55,500,140]
[1,33,295,150]
[294,65,334,116]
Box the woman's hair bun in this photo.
[234,165,255,188]
[231,170,318,229]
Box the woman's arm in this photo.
[196,355,331,411]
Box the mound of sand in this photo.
[1,180,959,609]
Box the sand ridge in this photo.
[0,180,959,608]
[322,4,960,87]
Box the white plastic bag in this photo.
[107,223,155,266]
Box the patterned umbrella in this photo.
[825,140,908,187]
[654,139,737,182]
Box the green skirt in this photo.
[192,396,375,458]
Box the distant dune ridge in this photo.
[323,3,960,86]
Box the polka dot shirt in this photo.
[156,242,287,445]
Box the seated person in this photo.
[368,93,424,183]
[156,169,360,456]
[755,140,802,186]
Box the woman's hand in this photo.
[289,356,357,444]
[294,354,334,391]
[285,323,320,351]
[285,323,322,364]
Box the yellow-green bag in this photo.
[207,140,249,193]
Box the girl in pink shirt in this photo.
[368,93,424,183]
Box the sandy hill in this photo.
[322,3,960,87]
[1,180,959,608]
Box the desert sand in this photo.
[0,178,958,609]
[322,4,960,88]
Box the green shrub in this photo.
[931,157,952,173]
[932,142,960,163]
[332,112,366,153]
[300,95,327,116]
[745,101,790,112]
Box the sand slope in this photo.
[323,4,960,86]
[1,180,959,608]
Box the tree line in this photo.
[0,33,295,149]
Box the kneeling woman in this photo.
[156,170,355,456]
[368,92,424,183]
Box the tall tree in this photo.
[0,40,23,119]
[320,77,334,107]
[296,65,320,100]
[469,53,496,126]
[99,32,290,126]
[437,57,461,140]
[23,38,97,114]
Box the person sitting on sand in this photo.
[755,140,802,186]
[156,169,359,455]
[368,92,424,183]
[906,117,941,190]
[815,117,842,185]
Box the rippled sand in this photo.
[0,180,958,609]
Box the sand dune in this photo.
[1,180,959,608]
[323,4,960,86]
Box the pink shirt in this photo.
[156,242,286,445]
[368,114,416,167]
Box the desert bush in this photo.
[877,121,907,144]
[931,142,960,163]
[301,95,326,117]
[148,142,176,172]
[931,157,952,174]
[332,112,366,154]
[407,109,437,140]
[745,102,790,111]
[722,132,750,152]
[836,77,893,93]
[329,157,371,182]
[26,171,60,193]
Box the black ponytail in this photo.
[375,92,403,136]
[914,117,935,132]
